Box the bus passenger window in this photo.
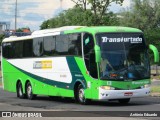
[83,35,94,55]
[14,41,23,58]
[56,35,68,55]
[33,37,43,57]
[43,36,56,56]
[2,42,14,59]
[68,33,82,56]
[23,40,33,57]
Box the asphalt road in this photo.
[0,87,160,119]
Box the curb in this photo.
[150,93,160,97]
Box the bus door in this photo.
[83,33,98,98]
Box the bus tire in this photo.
[26,82,36,100]
[17,82,25,99]
[76,84,90,105]
[118,98,130,104]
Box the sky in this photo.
[0,0,131,31]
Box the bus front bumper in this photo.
[99,87,150,100]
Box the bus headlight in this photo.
[141,84,150,89]
[100,86,115,90]
[144,84,150,88]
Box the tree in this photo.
[120,0,160,30]
[40,0,124,29]
[16,27,31,32]
[71,0,124,25]
[119,0,160,63]
[119,0,160,45]
[40,7,94,29]
[40,20,50,29]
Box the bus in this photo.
[1,26,159,105]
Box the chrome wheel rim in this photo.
[18,85,22,96]
[27,85,32,98]
[79,88,85,102]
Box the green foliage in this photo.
[151,86,160,93]
[16,27,30,32]
[40,20,50,29]
[40,7,94,29]
[120,0,160,31]
[16,28,23,32]
[40,0,124,29]
[71,0,124,25]
[119,0,160,64]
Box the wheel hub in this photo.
[19,86,22,96]
[79,88,85,102]
[27,86,32,97]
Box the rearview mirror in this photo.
[94,45,101,63]
[149,44,159,63]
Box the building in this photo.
[0,22,10,31]
[0,22,10,35]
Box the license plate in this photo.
[124,92,133,96]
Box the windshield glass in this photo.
[96,33,150,80]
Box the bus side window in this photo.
[33,37,43,57]
[83,33,98,79]
[68,33,82,56]
[43,36,56,56]
[2,43,7,58]
[14,41,23,58]
[2,42,15,59]
[56,35,68,55]
[2,43,9,58]
[83,34,94,55]
[23,40,33,57]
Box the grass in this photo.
[151,86,160,93]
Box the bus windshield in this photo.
[96,33,150,80]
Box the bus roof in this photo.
[2,26,142,43]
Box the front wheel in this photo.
[118,98,130,104]
[26,82,36,100]
[76,84,90,105]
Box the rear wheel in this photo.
[76,84,90,105]
[17,82,25,99]
[118,98,130,104]
[26,82,36,100]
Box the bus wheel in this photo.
[17,82,25,99]
[118,98,130,104]
[26,82,36,100]
[76,84,90,105]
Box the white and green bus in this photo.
[1,26,159,104]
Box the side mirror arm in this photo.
[149,44,159,63]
